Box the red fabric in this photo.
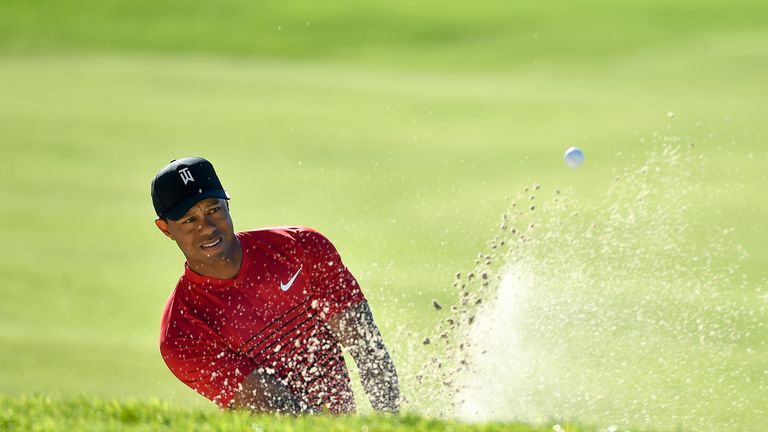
[159,227,366,411]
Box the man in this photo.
[151,157,400,414]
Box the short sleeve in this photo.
[160,323,256,409]
[300,228,366,319]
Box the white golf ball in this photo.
[564,146,585,168]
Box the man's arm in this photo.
[327,301,400,412]
[230,369,317,415]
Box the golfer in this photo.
[152,157,400,414]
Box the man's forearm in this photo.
[354,342,400,412]
[230,369,316,415]
[329,301,401,413]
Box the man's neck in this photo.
[188,236,243,280]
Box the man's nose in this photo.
[197,214,217,234]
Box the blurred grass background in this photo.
[0,395,595,432]
[0,0,766,425]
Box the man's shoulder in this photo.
[237,226,327,246]
[159,280,185,345]
[238,225,320,237]
[159,278,215,350]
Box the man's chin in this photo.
[201,248,225,260]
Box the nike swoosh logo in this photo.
[280,266,302,292]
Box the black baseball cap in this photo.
[151,157,230,221]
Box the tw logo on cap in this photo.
[178,167,195,185]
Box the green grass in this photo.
[1,0,767,69]
[0,395,588,432]
[1,0,767,431]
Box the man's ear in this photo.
[155,218,174,240]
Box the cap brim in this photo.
[163,189,230,221]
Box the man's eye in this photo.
[210,206,221,213]
[182,218,194,224]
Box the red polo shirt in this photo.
[159,227,366,412]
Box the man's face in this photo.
[154,197,237,265]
